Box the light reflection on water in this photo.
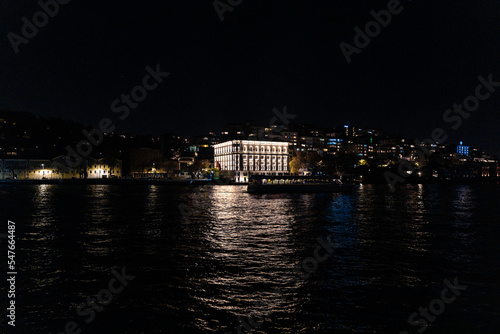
[199,186,300,321]
[1,184,500,333]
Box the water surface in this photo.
[1,184,499,333]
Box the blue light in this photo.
[457,143,469,156]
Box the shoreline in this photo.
[0,178,498,186]
[0,178,216,185]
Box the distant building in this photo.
[457,141,470,156]
[129,148,180,178]
[326,138,343,155]
[86,158,122,179]
[0,157,87,180]
[213,140,289,182]
[178,156,195,172]
[129,148,163,176]
[0,159,35,179]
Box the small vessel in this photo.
[247,175,354,194]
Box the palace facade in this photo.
[213,140,289,182]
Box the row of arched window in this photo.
[214,144,288,155]
[242,145,286,153]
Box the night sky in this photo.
[1,0,500,156]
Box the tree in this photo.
[289,151,307,174]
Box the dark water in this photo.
[1,184,500,333]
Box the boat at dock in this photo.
[247,175,354,194]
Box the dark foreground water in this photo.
[1,184,500,333]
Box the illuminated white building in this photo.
[27,160,55,179]
[0,158,121,180]
[0,159,82,179]
[86,158,122,179]
[213,140,289,182]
